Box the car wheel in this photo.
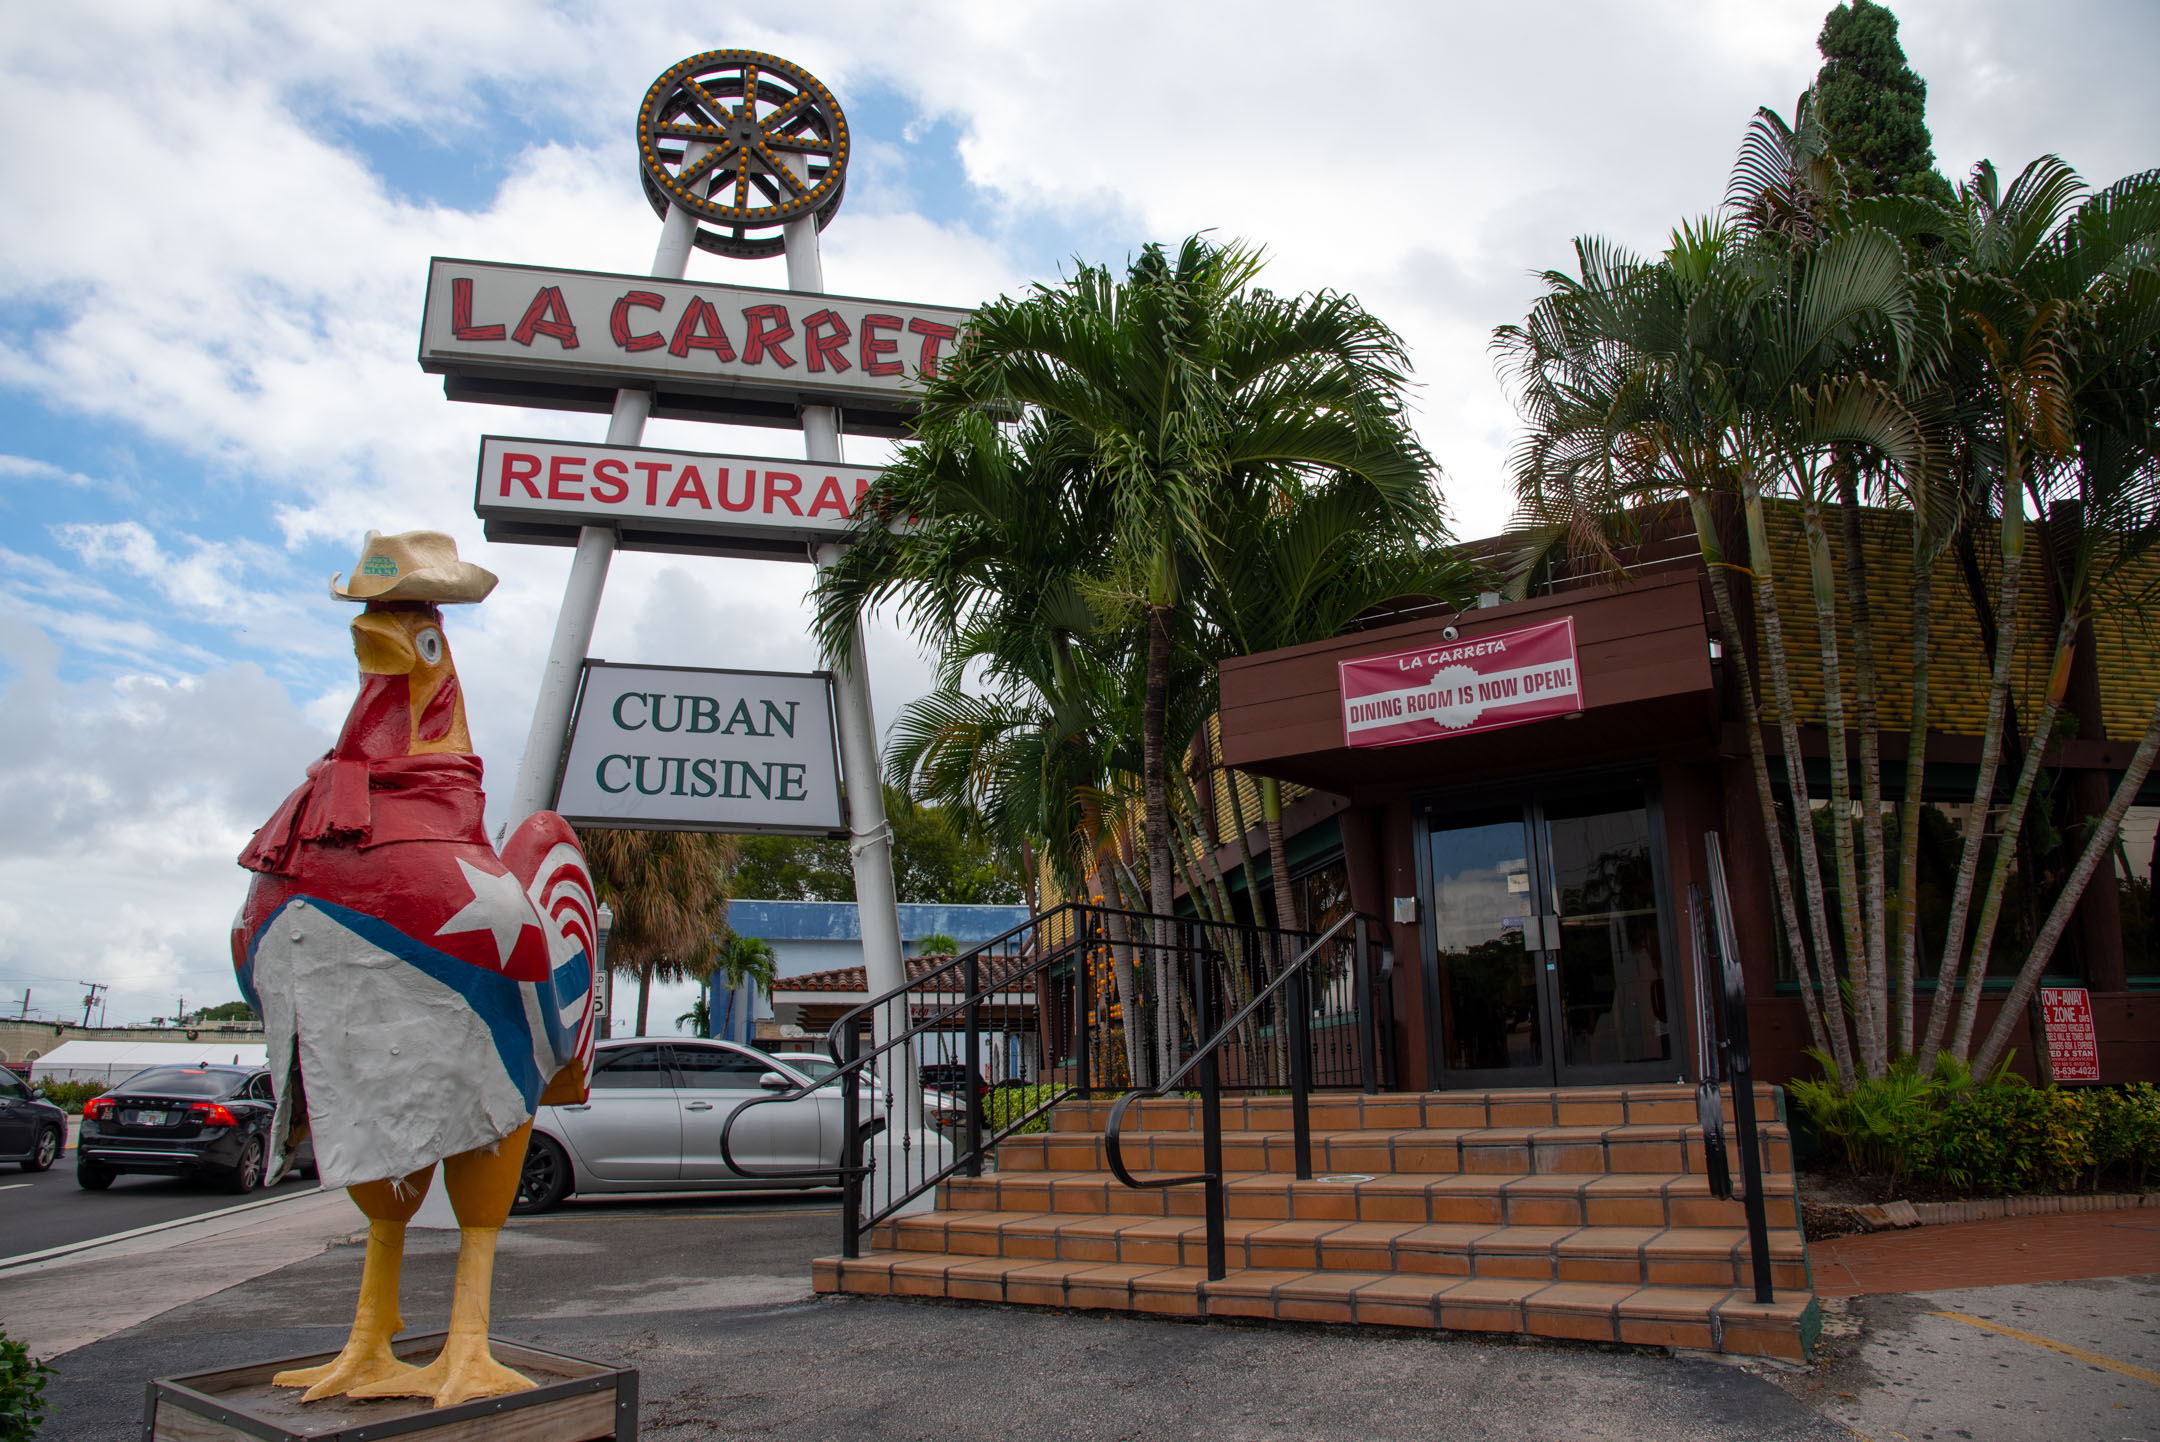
[512,1133,572,1214]
[22,1126,60,1173]
[77,1160,115,1190]
[224,1137,266,1195]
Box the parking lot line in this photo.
[1928,1310,2160,1386]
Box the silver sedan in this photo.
[513,1039,873,1212]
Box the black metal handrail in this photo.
[1102,912,1373,1281]
[1700,830,1776,1304]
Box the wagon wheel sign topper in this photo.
[637,51,849,260]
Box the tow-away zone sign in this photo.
[476,435,879,560]
[556,662,845,835]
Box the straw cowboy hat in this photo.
[329,530,498,604]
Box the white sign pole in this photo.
[781,158,918,1151]
[505,146,712,829]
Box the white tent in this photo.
[28,1039,268,1087]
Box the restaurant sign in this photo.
[419,257,973,436]
[1339,617,1582,748]
[475,435,879,560]
[556,662,844,835]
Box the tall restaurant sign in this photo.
[419,258,972,436]
[1339,617,1582,748]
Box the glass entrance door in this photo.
[1425,779,1677,1087]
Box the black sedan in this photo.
[0,1067,67,1172]
[75,1065,306,1194]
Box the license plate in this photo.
[125,1109,168,1126]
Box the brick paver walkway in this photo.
[1810,1209,2160,1297]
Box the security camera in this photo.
[1441,625,1460,641]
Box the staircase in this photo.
[813,1084,1820,1360]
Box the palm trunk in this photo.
[1920,465,2026,1069]
[1093,862,1149,1087]
[1143,603,1177,1083]
[1225,768,1270,927]
[1947,614,2078,1060]
[1175,764,1238,922]
[1971,695,2160,1076]
[1688,494,1837,1067]
[1260,777,1302,934]
[1894,540,1934,1057]
[1747,486,1858,1085]
[1836,463,1892,1069]
[634,963,652,1037]
[1802,492,1877,1076]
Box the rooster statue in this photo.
[232,530,597,1408]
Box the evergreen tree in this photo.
[1813,0,1954,203]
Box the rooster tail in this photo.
[500,811,598,1107]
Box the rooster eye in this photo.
[415,628,444,665]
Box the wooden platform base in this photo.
[143,1332,636,1442]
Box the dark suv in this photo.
[76,1065,308,1194]
[0,1068,66,1173]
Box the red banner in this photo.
[2041,985,2100,1083]
[1338,618,1582,749]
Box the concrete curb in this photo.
[1907,1190,2160,1226]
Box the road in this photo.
[0,1145,321,1261]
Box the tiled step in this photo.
[1000,1123,1793,1178]
[1050,1085,1785,1135]
[812,1252,1819,1361]
[938,1169,1803,1232]
[876,1211,1811,1291]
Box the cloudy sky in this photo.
[2,0,2153,1034]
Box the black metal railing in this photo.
[1102,912,1379,1281]
[719,901,1394,1258]
[1694,830,1775,1304]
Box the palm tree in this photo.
[577,828,737,1036]
[823,235,1444,1081]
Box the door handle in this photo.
[684,1101,714,1111]
[1538,914,1564,951]
[561,1104,591,1112]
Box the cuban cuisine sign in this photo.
[2041,985,2101,1082]
[475,435,878,559]
[419,258,973,437]
[1338,618,1583,748]
[557,663,844,835]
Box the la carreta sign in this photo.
[1338,617,1583,748]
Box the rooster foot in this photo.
[347,1333,532,1408]
[273,1340,421,1402]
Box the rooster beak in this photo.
[351,611,417,676]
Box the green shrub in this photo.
[32,1080,104,1114]
[1791,1054,2160,1198]
[985,1084,1062,1137]
[0,1324,51,1442]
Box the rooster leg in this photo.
[273,1169,435,1400]
[350,1122,534,1408]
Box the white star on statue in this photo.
[436,858,539,967]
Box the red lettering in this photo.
[741,304,797,367]
[451,277,506,341]
[634,460,672,506]
[859,313,903,376]
[852,476,871,514]
[718,468,754,513]
[590,458,630,503]
[764,470,803,515]
[669,298,737,360]
[547,454,586,500]
[510,286,579,348]
[499,452,543,498]
[807,475,850,517]
[909,317,958,376]
[610,291,666,352]
[802,309,852,373]
[667,465,712,509]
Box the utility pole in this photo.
[175,997,186,1028]
[79,981,106,1029]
